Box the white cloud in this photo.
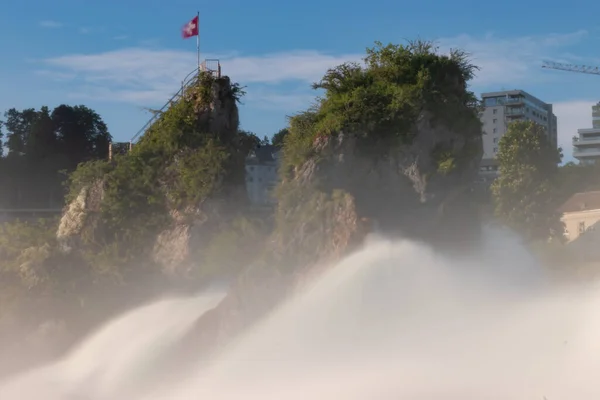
[40,47,358,106]
[38,30,589,111]
[39,20,62,29]
[553,100,596,162]
[244,88,317,111]
[437,30,588,88]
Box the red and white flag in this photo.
[181,15,199,39]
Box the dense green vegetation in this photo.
[280,41,482,178]
[489,120,600,244]
[270,40,485,265]
[0,105,111,208]
[491,120,564,242]
[62,72,264,274]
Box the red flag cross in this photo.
[181,15,199,39]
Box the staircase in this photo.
[107,60,221,160]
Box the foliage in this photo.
[271,128,289,148]
[491,120,563,242]
[0,105,111,209]
[273,40,483,260]
[64,159,113,203]
[64,73,252,271]
[556,161,600,204]
[0,218,58,271]
[280,40,481,180]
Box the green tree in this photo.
[491,120,563,241]
[271,128,289,148]
[51,105,111,168]
[273,40,483,264]
[556,161,600,202]
[0,105,112,208]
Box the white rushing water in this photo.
[2,227,600,399]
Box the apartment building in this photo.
[573,102,600,165]
[245,144,280,206]
[478,90,558,181]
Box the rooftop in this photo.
[481,89,551,108]
[246,144,279,164]
[558,191,600,213]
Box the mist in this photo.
[1,226,599,399]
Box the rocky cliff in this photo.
[56,72,254,279]
[187,41,484,354]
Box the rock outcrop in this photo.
[188,42,485,353]
[55,73,247,275]
[57,179,104,253]
[189,111,482,353]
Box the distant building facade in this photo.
[478,90,558,182]
[572,102,600,165]
[245,144,280,206]
[558,191,600,243]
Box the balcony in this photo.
[573,148,600,159]
[505,107,525,117]
[577,128,600,135]
[573,136,600,146]
[504,97,524,105]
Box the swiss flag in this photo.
[181,15,199,39]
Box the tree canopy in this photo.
[271,128,289,148]
[0,105,112,208]
[64,72,260,272]
[491,120,563,242]
[280,40,482,175]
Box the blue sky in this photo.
[2,0,600,160]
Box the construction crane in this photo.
[542,60,600,76]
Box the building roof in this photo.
[481,89,525,98]
[246,144,279,164]
[558,191,600,213]
[481,89,551,108]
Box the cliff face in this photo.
[56,73,248,276]
[188,43,485,352]
[57,179,104,254]
[188,111,482,353]
[306,112,482,244]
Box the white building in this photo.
[478,90,558,182]
[245,144,280,206]
[573,103,600,165]
[559,191,600,242]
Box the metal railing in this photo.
[129,68,200,144]
[128,59,221,146]
[201,59,221,77]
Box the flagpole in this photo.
[196,11,200,72]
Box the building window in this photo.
[493,128,497,134]
[493,147,498,153]
[493,138,498,143]
[579,221,586,234]
[493,119,497,124]
[493,109,497,114]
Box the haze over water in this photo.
[1,227,600,399]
